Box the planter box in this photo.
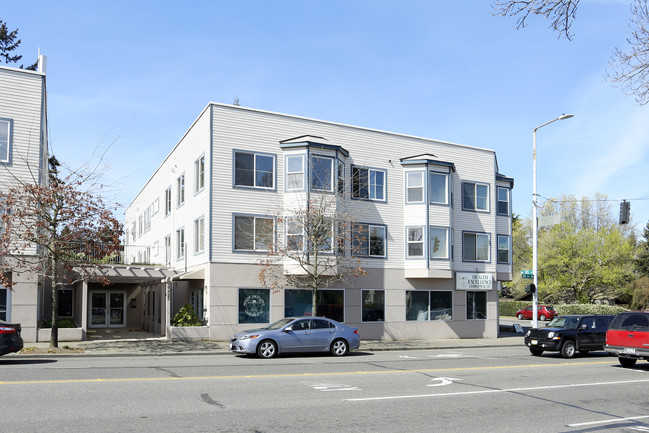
[38,327,83,342]
[169,326,209,341]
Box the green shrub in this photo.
[500,300,627,317]
[172,303,203,327]
[41,318,78,328]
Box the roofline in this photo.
[0,64,45,77]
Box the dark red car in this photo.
[516,305,557,321]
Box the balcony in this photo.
[67,243,165,266]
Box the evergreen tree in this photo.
[0,19,37,70]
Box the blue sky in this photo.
[4,0,648,230]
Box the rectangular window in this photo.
[194,218,205,253]
[234,151,275,189]
[352,166,386,201]
[462,181,489,212]
[0,286,8,321]
[286,217,304,252]
[337,160,345,194]
[407,227,424,258]
[406,171,424,203]
[463,232,490,262]
[58,288,74,317]
[362,289,385,322]
[497,235,510,264]
[467,291,487,320]
[177,174,185,206]
[310,155,334,192]
[165,187,172,216]
[176,228,185,259]
[165,235,172,265]
[239,288,270,324]
[352,223,386,258]
[497,187,510,215]
[286,155,304,190]
[0,119,10,163]
[429,226,449,259]
[429,172,448,205]
[406,291,453,321]
[195,155,205,192]
[234,215,274,252]
[283,289,345,322]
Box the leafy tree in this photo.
[629,277,649,309]
[493,0,649,105]
[636,221,649,277]
[0,19,37,70]
[0,157,123,347]
[505,214,533,297]
[258,185,368,317]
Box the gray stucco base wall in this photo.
[205,263,499,342]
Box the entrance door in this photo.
[90,291,126,328]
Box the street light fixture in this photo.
[532,113,573,329]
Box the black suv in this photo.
[524,315,614,358]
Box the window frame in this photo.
[429,226,450,260]
[0,118,11,163]
[310,154,335,193]
[176,173,185,207]
[497,234,510,264]
[176,227,185,260]
[233,150,276,190]
[497,186,510,216]
[462,181,490,212]
[165,186,172,216]
[406,226,425,259]
[195,154,205,193]
[462,231,491,262]
[405,290,453,321]
[361,289,385,322]
[194,217,205,254]
[466,291,487,320]
[351,165,387,202]
[352,223,387,258]
[285,154,305,191]
[238,288,270,324]
[405,171,425,204]
[233,214,275,253]
[429,171,449,205]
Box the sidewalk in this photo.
[8,328,526,358]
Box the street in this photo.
[1,346,649,432]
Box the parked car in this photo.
[516,305,557,321]
[605,311,649,367]
[229,316,360,358]
[524,314,613,358]
[0,320,24,356]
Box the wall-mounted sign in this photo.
[456,272,493,290]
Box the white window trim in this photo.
[310,155,335,192]
[429,171,449,205]
[0,118,11,163]
[406,171,424,204]
[352,166,387,201]
[233,150,276,190]
[285,155,305,191]
[406,226,424,258]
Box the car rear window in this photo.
[609,313,649,331]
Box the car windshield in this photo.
[264,318,295,330]
[547,317,579,329]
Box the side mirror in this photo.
[283,326,293,332]
[580,324,588,330]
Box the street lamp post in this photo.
[532,113,573,329]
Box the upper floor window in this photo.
[406,171,424,203]
[429,172,448,205]
[176,228,185,259]
[194,217,205,254]
[310,155,334,192]
[497,235,510,264]
[233,215,274,252]
[462,181,489,212]
[177,174,185,206]
[165,187,172,216]
[463,232,490,262]
[286,217,305,251]
[0,119,10,163]
[337,160,345,194]
[430,226,449,260]
[195,155,205,192]
[407,226,424,258]
[352,166,386,201]
[285,155,304,191]
[352,223,386,258]
[234,151,275,189]
[497,187,510,215]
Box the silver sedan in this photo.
[229,317,360,358]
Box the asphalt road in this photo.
[1,346,648,433]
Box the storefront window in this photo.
[406,291,429,321]
[238,289,270,324]
[430,291,453,320]
[406,290,453,321]
[362,290,385,322]
[285,289,345,322]
[466,291,487,320]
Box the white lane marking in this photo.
[399,355,418,359]
[567,415,649,427]
[344,378,649,402]
[310,383,362,392]
[429,354,464,358]
[427,377,462,387]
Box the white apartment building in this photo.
[126,103,513,340]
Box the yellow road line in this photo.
[0,360,612,386]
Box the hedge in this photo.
[500,300,627,317]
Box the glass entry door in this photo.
[90,291,126,328]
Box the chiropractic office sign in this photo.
[456,272,493,290]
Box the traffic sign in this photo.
[521,270,534,279]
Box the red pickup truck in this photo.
[605,311,649,367]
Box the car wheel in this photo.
[330,339,348,356]
[560,340,576,358]
[256,340,277,359]
[529,347,544,356]
[579,350,590,356]
[539,314,546,321]
[618,357,637,368]
[517,313,523,320]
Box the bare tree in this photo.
[493,0,649,105]
[0,157,123,347]
[257,184,369,318]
